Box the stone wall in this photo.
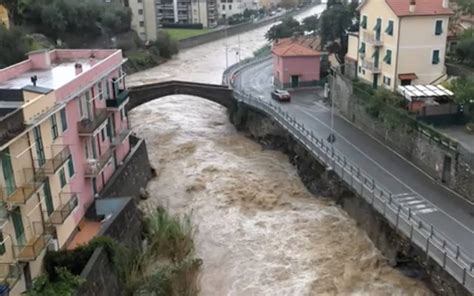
[99,135,153,200]
[229,103,470,296]
[97,197,143,251]
[178,2,321,50]
[329,73,474,202]
[74,247,121,296]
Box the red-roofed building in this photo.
[346,0,454,90]
[272,37,324,88]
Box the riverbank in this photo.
[228,101,470,295]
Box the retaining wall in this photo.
[229,102,470,296]
[329,73,474,202]
[178,1,321,49]
[99,135,153,200]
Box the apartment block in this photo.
[129,0,159,41]
[0,5,9,29]
[0,49,131,294]
[346,0,454,90]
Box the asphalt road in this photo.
[235,59,474,257]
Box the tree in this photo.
[0,25,30,68]
[319,3,352,62]
[455,37,474,63]
[457,0,474,15]
[302,15,319,35]
[265,17,303,41]
[446,76,474,105]
[152,31,178,59]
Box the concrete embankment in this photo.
[228,101,470,296]
[178,1,322,50]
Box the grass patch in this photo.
[162,28,210,41]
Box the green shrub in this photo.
[26,267,84,296]
[144,207,194,262]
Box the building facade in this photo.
[272,37,323,88]
[0,5,9,29]
[346,0,454,90]
[0,49,131,294]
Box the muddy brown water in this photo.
[128,4,432,295]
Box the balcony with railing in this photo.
[112,123,131,147]
[0,263,21,289]
[106,89,129,109]
[362,60,381,74]
[44,193,78,225]
[77,109,108,136]
[84,149,114,178]
[36,145,71,174]
[0,168,46,205]
[363,31,383,46]
[13,222,50,261]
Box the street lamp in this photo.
[224,15,229,68]
[325,82,336,144]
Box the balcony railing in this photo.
[0,168,46,205]
[14,222,50,262]
[0,263,21,288]
[362,60,381,74]
[35,145,71,174]
[77,109,108,136]
[44,193,78,225]
[84,149,114,178]
[112,129,131,147]
[106,89,129,109]
[363,32,383,46]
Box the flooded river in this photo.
[128,4,431,295]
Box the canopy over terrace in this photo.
[397,85,457,116]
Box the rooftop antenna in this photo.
[30,75,38,87]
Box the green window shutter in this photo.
[60,108,68,132]
[59,168,67,188]
[67,157,75,178]
[374,18,381,31]
[50,114,58,140]
[435,20,443,35]
[2,148,16,196]
[43,179,54,216]
[385,20,393,35]
[0,231,5,255]
[359,42,366,54]
[360,16,367,29]
[11,208,25,246]
[33,126,45,167]
[432,50,440,64]
[383,50,392,64]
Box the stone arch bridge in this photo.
[128,81,235,110]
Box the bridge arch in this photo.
[128,81,235,110]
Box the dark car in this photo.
[271,89,291,102]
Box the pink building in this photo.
[272,38,323,89]
[0,49,131,289]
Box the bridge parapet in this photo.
[128,80,234,110]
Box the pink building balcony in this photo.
[77,109,108,136]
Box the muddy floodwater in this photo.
[129,4,432,295]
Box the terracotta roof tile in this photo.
[272,37,322,57]
[385,0,454,17]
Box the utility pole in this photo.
[325,82,336,144]
[224,15,229,68]
[237,33,241,62]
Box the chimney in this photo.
[442,0,449,9]
[409,0,416,13]
[89,53,97,66]
[28,49,51,70]
[74,63,83,75]
[30,75,38,87]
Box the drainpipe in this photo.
[394,18,402,90]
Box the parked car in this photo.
[271,89,291,102]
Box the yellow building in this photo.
[0,5,8,29]
[346,0,454,90]
[0,87,77,294]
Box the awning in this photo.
[398,73,418,81]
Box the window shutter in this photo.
[385,21,393,35]
[435,20,443,35]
